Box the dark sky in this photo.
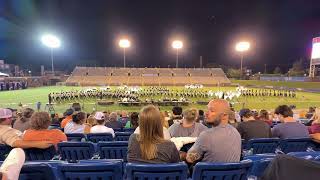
[1,0,320,73]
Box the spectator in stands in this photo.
[125,112,139,129]
[197,110,205,123]
[0,148,25,180]
[118,110,129,127]
[106,112,123,129]
[90,112,115,137]
[169,108,207,137]
[60,108,74,128]
[228,110,239,128]
[0,108,53,149]
[272,105,309,139]
[64,112,91,134]
[23,112,67,146]
[236,108,271,141]
[259,109,272,126]
[127,105,180,163]
[308,109,320,134]
[13,108,34,132]
[306,106,316,119]
[186,99,241,163]
[168,106,183,126]
[71,102,81,111]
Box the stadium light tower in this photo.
[172,40,183,68]
[119,39,131,68]
[41,34,61,75]
[235,41,250,79]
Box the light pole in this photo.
[41,34,61,75]
[119,39,131,68]
[235,41,250,79]
[172,40,183,68]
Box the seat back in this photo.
[247,138,280,154]
[24,146,57,161]
[115,132,132,141]
[58,142,95,162]
[279,138,315,153]
[87,133,113,143]
[126,162,188,180]
[66,133,86,142]
[19,163,56,180]
[97,141,128,161]
[57,161,123,180]
[123,128,135,133]
[0,144,12,161]
[113,128,123,132]
[192,160,253,180]
[287,151,320,160]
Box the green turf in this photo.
[231,80,320,89]
[1,85,320,114]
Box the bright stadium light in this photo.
[235,41,250,79]
[172,40,183,68]
[41,34,61,75]
[119,39,131,68]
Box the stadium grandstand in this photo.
[66,66,231,86]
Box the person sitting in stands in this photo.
[0,108,53,149]
[272,105,309,139]
[237,108,271,141]
[60,108,74,128]
[168,106,183,126]
[169,108,207,138]
[90,112,115,137]
[125,112,139,129]
[259,109,273,126]
[185,99,241,163]
[64,112,91,134]
[23,112,67,146]
[308,109,320,134]
[106,112,123,129]
[13,108,34,132]
[127,105,180,163]
[118,110,129,127]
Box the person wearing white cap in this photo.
[90,112,115,137]
[0,108,52,149]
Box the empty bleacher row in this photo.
[66,66,231,86]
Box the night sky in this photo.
[1,0,320,73]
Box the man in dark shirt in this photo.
[106,112,123,129]
[237,109,271,141]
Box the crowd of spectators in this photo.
[0,100,319,179]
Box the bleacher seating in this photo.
[58,142,95,162]
[287,151,320,161]
[87,133,114,143]
[279,138,315,153]
[0,144,12,161]
[115,132,132,141]
[246,138,280,154]
[126,162,188,180]
[97,141,128,161]
[57,160,123,180]
[192,160,253,180]
[66,133,86,142]
[19,162,57,180]
[24,146,57,161]
[66,67,231,86]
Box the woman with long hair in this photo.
[127,105,180,163]
[13,108,34,132]
[64,112,91,134]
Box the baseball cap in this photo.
[0,108,13,119]
[239,108,252,118]
[64,108,74,116]
[94,112,105,120]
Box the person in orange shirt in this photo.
[23,112,67,147]
[60,108,74,128]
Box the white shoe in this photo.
[0,148,25,180]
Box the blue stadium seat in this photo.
[87,133,113,143]
[66,133,86,142]
[113,128,123,132]
[115,132,132,141]
[248,158,273,178]
[279,138,315,153]
[58,142,95,162]
[287,151,320,161]
[126,162,188,180]
[0,144,12,161]
[24,146,57,161]
[19,162,56,180]
[244,153,277,161]
[123,128,135,133]
[97,141,128,161]
[246,138,280,154]
[57,160,123,180]
[192,160,253,180]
